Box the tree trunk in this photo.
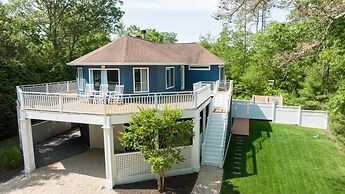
[162,168,165,189]
[157,173,161,191]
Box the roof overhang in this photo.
[67,62,225,66]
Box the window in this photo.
[133,68,149,93]
[188,65,210,70]
[89,68,120,91]
[106,69,120,91]
[166,67,175,89]
[77,67,84,90]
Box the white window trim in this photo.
[88,68,120,85]
[77,67,84,91]
[133,67,150,93]
[166,67,175,90]
[181,66,185,90]
[188,65,211,71]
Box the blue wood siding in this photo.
[185,65,220,90]
[77,65,183,94]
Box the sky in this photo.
[121,0,289,42]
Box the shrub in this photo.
[0,141,22,169]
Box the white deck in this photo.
[17,81,212,116]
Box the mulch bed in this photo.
[114,173,198,194]
[0,163,23,183]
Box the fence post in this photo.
[272,102,276,122]
[324,112,328,129]
[59,94,63,112]
[297,106,302,126]
[154,94,158,109]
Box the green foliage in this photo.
[222,120,345,193]
[0,140,22,169]
[116,24,178,43]
[0,0,123,135]
[119,108,194,190]
[201,0,345,147]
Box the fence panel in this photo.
[232,99,328,129]
[301,110,328,129]
[275,106,299,124]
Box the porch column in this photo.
[19,112,36,173]
[191,111,201,172]
[103,117,116,189]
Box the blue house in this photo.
[16,35,233,189]
[68,36,225,94]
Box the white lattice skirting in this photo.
[114,146,193,185]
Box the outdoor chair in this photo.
[109,85,124,104]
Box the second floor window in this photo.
[166,67,175,89]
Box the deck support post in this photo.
[19,112,36,173]
[191,111,201,172]
[103,117,115,189]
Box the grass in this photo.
[221,120,345,194]
[0,139,22,169]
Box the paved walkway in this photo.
[1,149,117,194]
[192,165,223,194]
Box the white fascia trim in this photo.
[68,62,225,66]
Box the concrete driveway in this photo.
[34,128,88,168]
[1,149,117,194]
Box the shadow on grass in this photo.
[221,120,272,194]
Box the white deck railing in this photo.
[18,80,77,93]
[17,82,212,115]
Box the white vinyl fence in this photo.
[232,100,328,129]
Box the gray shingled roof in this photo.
[68,36,224,65]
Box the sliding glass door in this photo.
[133,68,149,93]
[89,68,120,91]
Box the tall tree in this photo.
[120,108,194,191]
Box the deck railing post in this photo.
[67,81,70,92]
[154,94,158,109]
[103,94,107,115]
[59,94,63,112]
[194,91,198,108]
[46,83,49,93]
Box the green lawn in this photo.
[221,120,345,194]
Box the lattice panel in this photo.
[114,146,192,178]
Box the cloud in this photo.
[122,0,219,12]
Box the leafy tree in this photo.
[119,108,194,191]
[0,0,123,136]
[116,24,178,43]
